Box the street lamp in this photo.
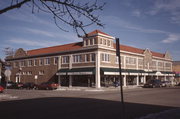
[116,38,126,119]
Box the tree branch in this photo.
[0,0,30,14]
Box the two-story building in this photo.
[5,30,174,88]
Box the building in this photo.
[173,61,180,83]
[0,59,5,84]
[5,30,174,88]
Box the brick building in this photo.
[173,61,180,83]
[5,30,174,88]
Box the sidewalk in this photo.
[56,85,142,91]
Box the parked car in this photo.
[161,81,172,87]
[16,82,24,89]
[0,85,4,93]
[37,82,60,90]
[23,82,37,89]
[144,79,162,88]
[6,81,17,89]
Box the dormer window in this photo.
[100,38,103,44]
[90,39,93,45]
[107,40,111,46]
[86,39,88,46]
[103,39,106,45]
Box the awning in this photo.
[56,67,95,75]
[100,68,145,75]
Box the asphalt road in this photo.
[0,87,180,119]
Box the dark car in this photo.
[37,82,60,90]
[16,82,24,89]
[6,81,17,89]
[144,79,162,88]
[0,85,4,93]
[23,82,37,89]
[161,81,172,87]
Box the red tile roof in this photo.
[86,30,110,37]
[26,30,165,58]
[151,51,165,58]
[27,42,83,56]
[113,43,165,58]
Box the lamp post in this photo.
[116,38,126,119]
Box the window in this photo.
[165,63,171,67]
[73,55,82,63]
[103,39,107,45]
[116,56,123,64]
[107,40,111,46]
[27,60,33,66]
[27,71,32,75]
[34,59,38,66]
[20,61,25,67]
[54,57,58,65]
[85,54,90,62]
[39,70,44,75]
[45,58,50,65]
[101,53,110,62]
[86,39,88,46]
[90,39,93,45]
[100,38,103,44]
[91,53,95,61]
[22,72,26,75]
[62,56,69,64]
[158,62,163,67]
[94,38,97,44]
[14,62,19,68]
[138,59,143,66]
[152,61,156,67]
[39,59,44,66]
[126,57,136,65]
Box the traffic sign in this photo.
[4,69,11,77]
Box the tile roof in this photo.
[26,30,165,58]
[113,43,165,58]
[27,42,83,56]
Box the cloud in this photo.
[9,38,61,47]
[25,28,55,38]
[162,34,180,43]
[147,0,180,25]
[23,27,79,41]
[103,16,169,34]
[132,9,141,17]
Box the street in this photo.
[0,87,180,119]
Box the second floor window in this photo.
[101,53,110,62]
[34,59,38,66]
[85,54,90,62]
[126,57,136,65]
[62,56,69,64]
[54,57,58,65]
[91,53,95,61]
[107,40,111,46]
[45,58,50,65]
[27,60,33,66]
[90,39,93,45]
[20,61,25,67]
[39,59,44,66]
[14,62,19,68]
[73,55,82,63]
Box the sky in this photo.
[0,0,180,61]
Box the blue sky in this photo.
[0,0,180,60]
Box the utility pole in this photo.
[116,38,125,119]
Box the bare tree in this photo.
[0,0,105,36]
[3,47,16,56]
